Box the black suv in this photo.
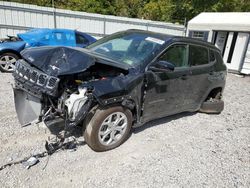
[13,30,227,151]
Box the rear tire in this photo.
[199,99,224,114]
[84,106,133,152]
[0,52,19,72]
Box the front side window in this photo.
[87,33,165,66]
[189,45,209,66]
[159,44,188,67]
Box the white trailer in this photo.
[187,12,250,74]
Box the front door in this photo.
[142,44,192,122]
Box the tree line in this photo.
[7,0,250,24]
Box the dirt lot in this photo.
[0,73,249,188]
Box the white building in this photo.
[187,12,250,74]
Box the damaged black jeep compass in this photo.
[13,30,227,151]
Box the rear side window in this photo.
[214,51,224,65]
[189,45,209,66]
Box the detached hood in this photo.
[21,46,96,76]
[21,46,130,76]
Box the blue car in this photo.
[0,28,96,72]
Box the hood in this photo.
[21,46,96,76]
[21,46,130,76]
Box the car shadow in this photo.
[44,112,197,142]
[133,112,197,134]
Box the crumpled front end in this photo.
[12,47,137,128]
[12,59,94,127]
[13,59,60,126]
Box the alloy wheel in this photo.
[98,112,128,146]
[0,55,17,72]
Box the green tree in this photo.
[139,0,174,22]
[114,0,148,18]
[172,0,250,23]
[6,0,250,23]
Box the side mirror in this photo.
[149,60,175,72]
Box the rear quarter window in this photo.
[189,45,209,66]
[214,51,225,70]
[209,50,216,62]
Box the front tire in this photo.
[0,52,19,72]
[84,106,133,152]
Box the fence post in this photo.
[52,0,57,28]
[183,17,187,36]
[103,16,106,36]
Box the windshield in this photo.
[87,32,165,66]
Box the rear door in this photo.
[185,44,214,110]
[142,44,193,122]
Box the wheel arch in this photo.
[0,49,21,58]
[191,85,225,112]
[100,99,138,121]
[86,97,138,125]
[205,87,223,100]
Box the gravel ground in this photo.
[0,73,249,188]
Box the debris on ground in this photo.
[0,135,84,171]
[0,151,47,171]
[22,157,39,169]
